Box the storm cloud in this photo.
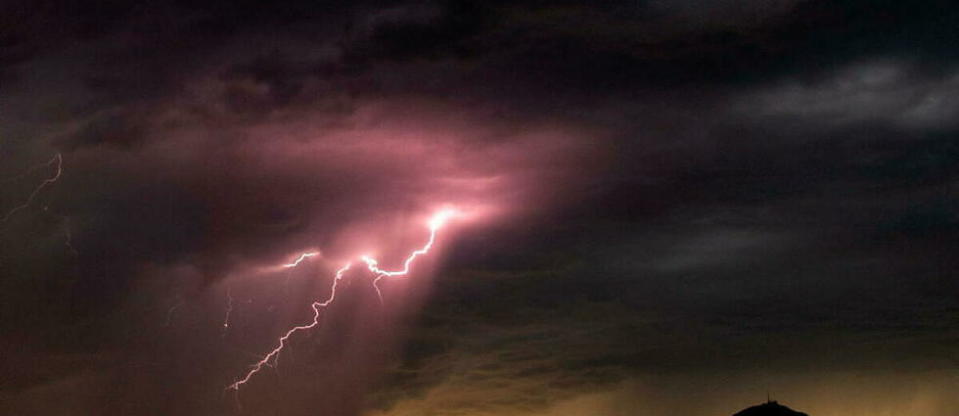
[2,1,959,415]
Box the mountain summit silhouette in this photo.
[732,401,808,416]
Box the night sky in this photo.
[2,1,959,415]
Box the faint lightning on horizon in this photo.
[2,153,63,224]
[227,208,461,393]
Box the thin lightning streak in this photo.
[281,251,319,295]
[372,274,385,305]
[2,153,63,223]
[227,208,461,392]
[227,263,351,391]
[63,220,79,258]
[282,251,320,268]
[222,287,234,337]
[2,153,60,184]
[165,296,184,327]
[44,206,79,258]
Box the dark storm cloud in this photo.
[60,109,149,149]
[3,1,959,415]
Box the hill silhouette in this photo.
[732,401,808,416]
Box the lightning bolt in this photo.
[1,153,63,223]
[362,208,460,302]
[361,208,457,278]
[227,208,460,393]
[227,262,351,391]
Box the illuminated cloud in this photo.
[735,61,959,130]
[3,1,959,416]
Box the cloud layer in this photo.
[3,1,959,415]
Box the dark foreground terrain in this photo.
[733,401,808,416]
